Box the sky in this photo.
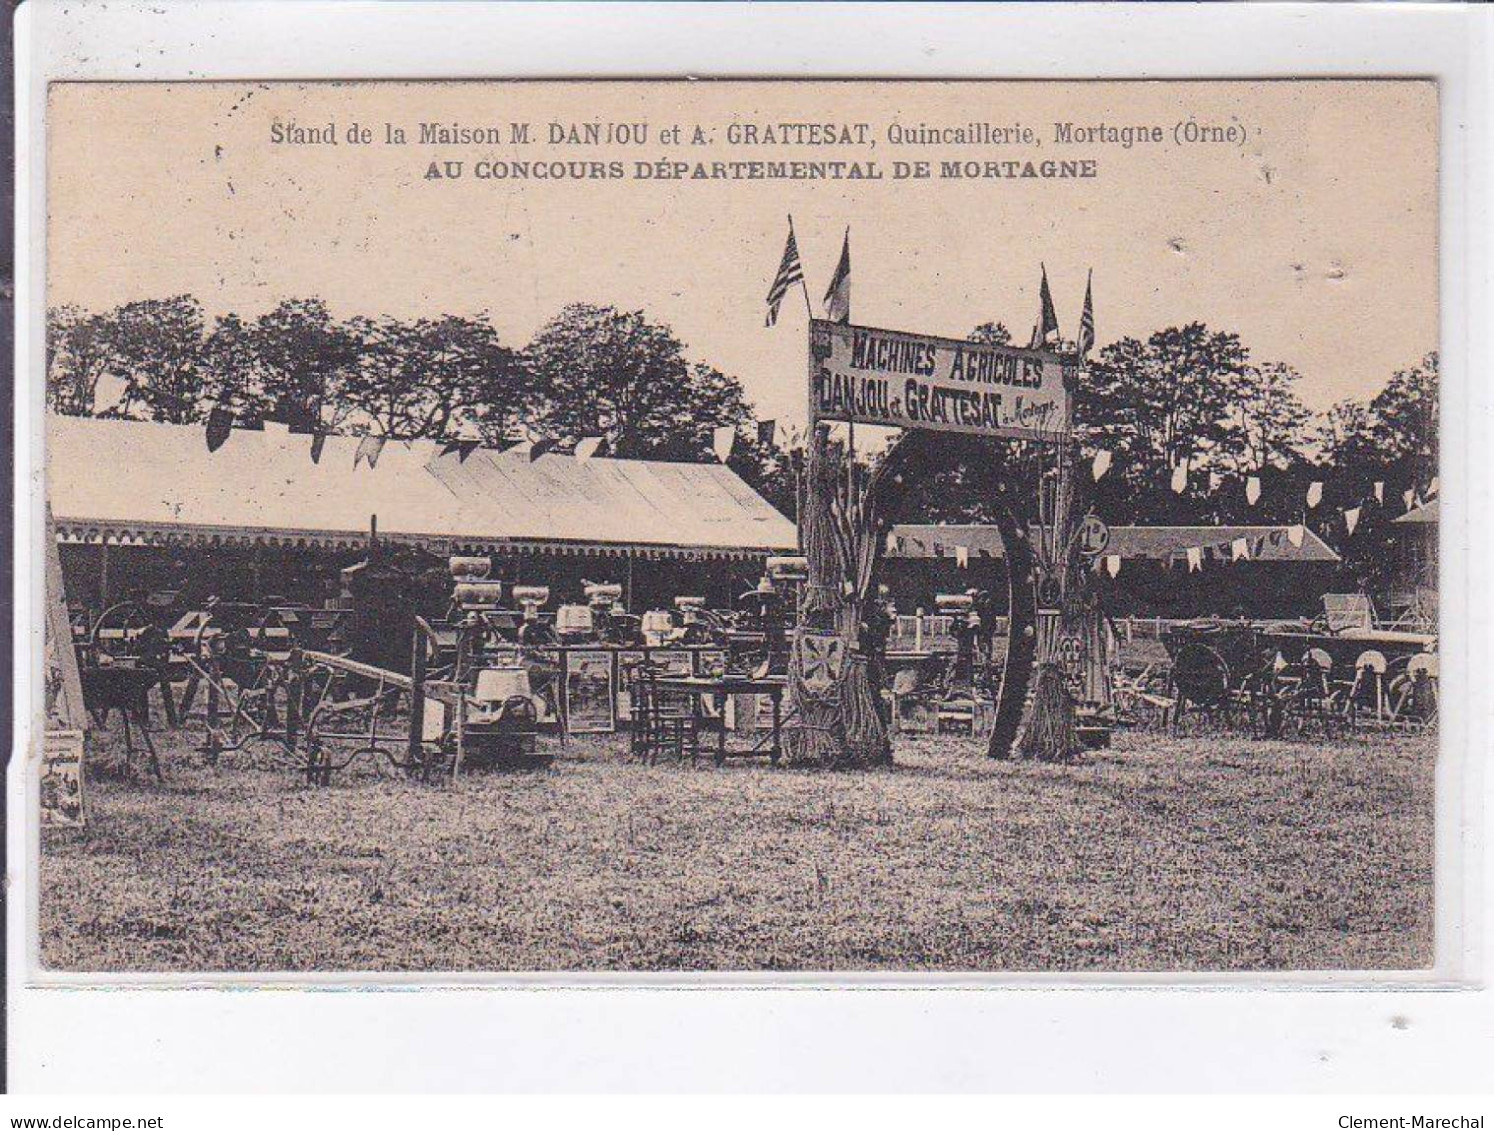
[48,80,1438,426]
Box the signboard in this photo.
[40,729,86,828]
[564,650,617,734]
[1076,515,1111,559]
[809,319,1072,441]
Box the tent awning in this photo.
[48,416,798,560]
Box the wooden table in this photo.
[650,673,788,765]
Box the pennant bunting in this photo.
[1288,524,1305,548]
[1246,475,1262,506]
[1231,537,1249,562]
[712,425,737,463]
[955,545,969,569]
[1092,449,1112,482]
[309,431,326,465]
[1429,476,1440,497]
[1306,481,1324,509]
[574,436,606,461]
[1104,554,1121,578]
[1186,546,1203,573]
[353,434,386,469]
[1343,507,1361,535]
[205,405,233,453]
[1373,481,1385,504]
[1404,488,1416,511]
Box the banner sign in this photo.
[809,319,1072,441]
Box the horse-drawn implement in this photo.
[1158,613,1437,736]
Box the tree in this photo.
[106,296,210,423]
[47,305,117,416]
[340,314,522,440]
[203,313,272,419]
[1227,361,1311,473]
[1315,398,1378,468]
[968,321,1013,346]
[1370,352,1438,478]
[247,298,361,431]
[1077,323,1251,521]
[524,304,754,459]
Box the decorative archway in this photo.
[862,430,1038,760]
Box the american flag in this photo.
[765,221,805,327]
[1077,269,1095,358]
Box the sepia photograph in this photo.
[33,77,1440,977]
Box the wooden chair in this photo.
[629,663,700,764]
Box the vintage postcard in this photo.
[36,78,1440,976]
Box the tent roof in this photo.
[47,415,798,559]
[887,522,1340,563]
[1394,497,1439,524]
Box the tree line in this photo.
[49,297,1436,580]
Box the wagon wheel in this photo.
[1388,653,1438,728]
[1167,643,1232,729]
[89,600,154,664]
[1239,660,1286,738]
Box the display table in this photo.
[649,673,788,765]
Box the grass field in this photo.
[38,724,1435,974]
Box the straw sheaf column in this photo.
[1018,439,1085,762]
[784,425,892,769]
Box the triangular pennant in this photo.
[955,545,969,569]
[1403,488,1416,511]
[1231,537,1249,562]
[1170,462,1188,495]
[1104,554,1121,578]
[458,440,480,463]
[713,425,736,463]
[1373,481,1385,504]
[1186,546,1202,573]
[1091,450,1112,482]
[1306,481,1324,509]
[205,406,233,453]
[574,436,607,461]
[529,439,556,462]
[1246,476,1262,506]
[1287,524,1305,548]
[309,431,326,464]
[353,434,387,469]
[1344,506,1362,536]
